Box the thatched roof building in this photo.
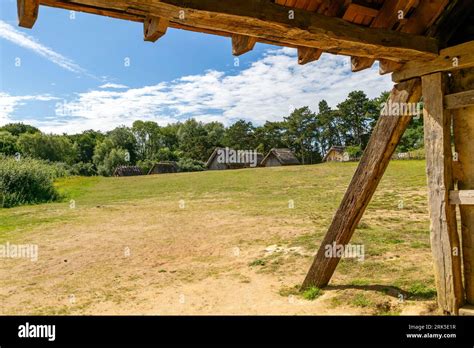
[323,146,348,162]
[113,166,143,177]
[148,161,178,175]
[261,148,300,167]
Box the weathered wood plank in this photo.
[445,90,474,109]
[302,78,422,289]
[393,41,474,82]
[18,0,39,28]
[232,34,257,56]
[449,191,474,205]
[459,304,474,315]
[37,0,439,62]
[297,47,322,65]
[452,67,474,304]
[423,72,464,314]
[144,16,168,42]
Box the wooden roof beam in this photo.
[231,34,257,56]
[40,0,439,62]
[157,0,438,62]
[18,0,39,28]
[144,16,169,42]
[393,40,474,82]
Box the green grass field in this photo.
[0,160,437,315]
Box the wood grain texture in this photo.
[302,78,422,289]
[297,47,322,64]
[450,191,474,205]
[18,0,39,28]
[144,16,168,42]
[232,34,257,56]
[445,89,474,109]
[393,41,474,82]
[423,72,464,314]
[36,0,439,62]
[452,67,474,304]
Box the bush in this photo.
[0,157,60,208]
[177,158,205,172]
[70,162,96,176]
[345,145,362,160]
[137,159,155,175]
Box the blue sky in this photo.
[0,0,392,134]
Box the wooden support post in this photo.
[302,78,422,289]
[452,68,474,305]
[423,72,464,314]
[144,16,169,42]
[17,0,39,28]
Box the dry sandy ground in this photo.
[0,198,436,315]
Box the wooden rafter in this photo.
[144,16,168,42]
[35,0,439,62]
[297,47,322,65]
[232,34,257,56]
[378,0,450,74]
[18,0,39,28]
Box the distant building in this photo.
[260,148,300,167]
[206,147,263,170]
[323,146,349,162]
[113,166,143,177]
[148,162,178,175]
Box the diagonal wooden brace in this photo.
[302,78,422,289]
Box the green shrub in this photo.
[0,157,60,208]
[137,159,155,175]
[345,145,362,159]
[177,158,205,172]
[70,162,96,176]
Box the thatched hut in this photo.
[261,148,300,167]
[323,146,349,162]
[148,161,178,175]
[113,166,143,177]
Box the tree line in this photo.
[0,90,424,176]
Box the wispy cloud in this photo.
[99,83,129,89]
[0,20,87,74]
[2,48,393,134]
[0,92,58,123]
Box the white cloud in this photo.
[0,20,87,74]
[3,48,393,133]
[0,92,58,124]
[99,83,129,89]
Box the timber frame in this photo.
[16,0,474,315]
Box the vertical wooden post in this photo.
[452,68,474,305]
[422,72,464,314]
[302,78,422,289]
